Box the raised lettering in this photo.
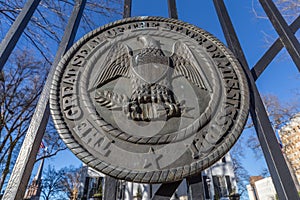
[73,119,92,137]
[93,137,111,156]
[64,106,81,120]
[62,96,75,110]
[227,89,240,100]
[74,119,112,156]
[62,86,74,97]
[71,49,89,67]
[225,79,239,89]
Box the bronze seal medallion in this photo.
[50,16,249,183]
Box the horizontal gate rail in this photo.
[259,0,300,71]
[251,16,300,80]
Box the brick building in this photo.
[279,113,300,186]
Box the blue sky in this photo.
[33,0,299,191]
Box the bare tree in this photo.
[252,0,299,52]
[40,165,84,200]
[274,0,299,21]
[230,138,250,199]
[263,94,299,130]
[252,0,299,22]
[0,0,122,193]
[59,166,83,199]
[41,165,66,200]
[0,51,69,192]
[230,93,299,199]
[36,119,67,163]
[0,0,122,63]
[246,94,299,154]
[0,51,47,191]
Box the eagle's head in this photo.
[134,36,168,67]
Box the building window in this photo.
[203,175,210,199]
[222,157,226,163]
[213,176,228,198]
[225,176,232,194]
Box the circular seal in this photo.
[50,16,249,183]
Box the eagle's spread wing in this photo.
[171,41,209,90]
[92,43,131,88]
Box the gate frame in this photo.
[1,0,299,199]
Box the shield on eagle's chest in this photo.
[132,63,170,84]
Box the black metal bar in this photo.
[148,2,179,197]
[251,16,300,80]
[103,176,118,200]
[259,0,300,71]
[186,174,205,200]
[123,0,132,18]
[213,1,300,200]
[167,0,178,19]
[213,1,248,68]
[2,1,86,199]
[0,0,41,71]
[152,180,182,200]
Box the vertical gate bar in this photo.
[151,1,180,198]
[123,0,132,18]
[186,174,205,200]
[103,176,118,200]
[119,1,182,199]
[0,0,41,71]
[213,1,300,199]
[259,0,300,71]
[103,175,118,199]
[103,1,133,196]
[152,180,182,200]
[2,0,86,199]
[167,0,178,19]
[251,16,300,80]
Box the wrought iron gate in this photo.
[0,0,299,199]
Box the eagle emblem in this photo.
[92,35,210,121]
